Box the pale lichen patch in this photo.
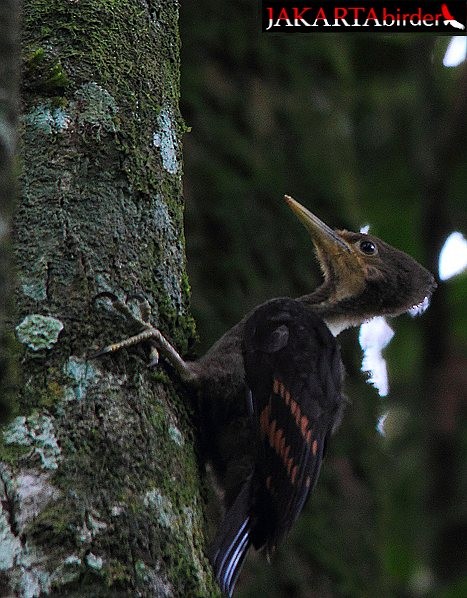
[50,555,82,586]
[15,315,64,351]
[16,546,52,598]
[182,506,209,594]
[87,513,108,535]
[141,491,209,594]
[1,469,54,598]
[3,414,61,470]
[64,357,99,401]
[64,555,81,566]
[77,511,108,544]
[20,257,49,302]
[24,83,118,141]
[135,560,173,597]
[0,466,61,594]
[110,504,124,517]
[168,424,184,447]
[77,521,92,544]
[24,104,71,134]
[153,195,183,310]
[3,416,28,445]
[74,82,119,137]
[86,552,104,570]
[0,486,22,570]
[143,489,176,529]
[152,107,179,174]
[15,471,61,532]
[1,539,52,597]
[21,279,47,302]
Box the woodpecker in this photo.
[93,196,436,597]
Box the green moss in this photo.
[44,62,70,91]
[50,96,69,109]
[20,369,66,414]
[147,402,168,434]
[74,82,119,137]
[149,370,170,384]
[27,499,78,548]
[0,330,20,424]
[26,47,46,66]
[103,560,132,586]
[24,0,181,192]
[141,283,195,355]
[0,441,30,465]
[180,271,192,300]
[50,555,83,589]
[2,412,62,469]
[23,47,70,93]
[17,0,215,594]
[37,381,65,408]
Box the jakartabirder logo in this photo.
[262,1,466,32]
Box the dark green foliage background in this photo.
[180,3,467,596]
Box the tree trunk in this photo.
[1,1,219,596]
[0,0,20,424]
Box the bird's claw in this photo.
[92,292,160,365]
[148,343,160,368]
[94,292,153,330]
[92,291,190,383]
[126,293,152,324]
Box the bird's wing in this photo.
[441,3,454,20]
[448,20,465,29]
[243,298,345,552]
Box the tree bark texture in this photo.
[1,1,219,596]
[0,0,20,423]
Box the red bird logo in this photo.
[441,3,465,29]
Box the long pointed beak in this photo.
[284,195,350,253]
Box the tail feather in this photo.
[210,482,253,597]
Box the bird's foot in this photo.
[91,292,160,366]
[92,292,195,383]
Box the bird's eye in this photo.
[359,240,377,255]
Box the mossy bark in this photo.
[1,1,219,596]
[0,0,20,423]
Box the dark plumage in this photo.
[93,195,436,597]
[210,299,346,596]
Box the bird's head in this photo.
[285,195,437,330]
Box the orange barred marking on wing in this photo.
[291,465,298,484]
[312,439,318,456]
[260,404,271,437]
[274,377,291,406]
[260,379,321,487]
[290,398,298,418]
[274,379,315,449]
[274,428,283,454]
[279,434,286,456]
[261,408,297,482]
